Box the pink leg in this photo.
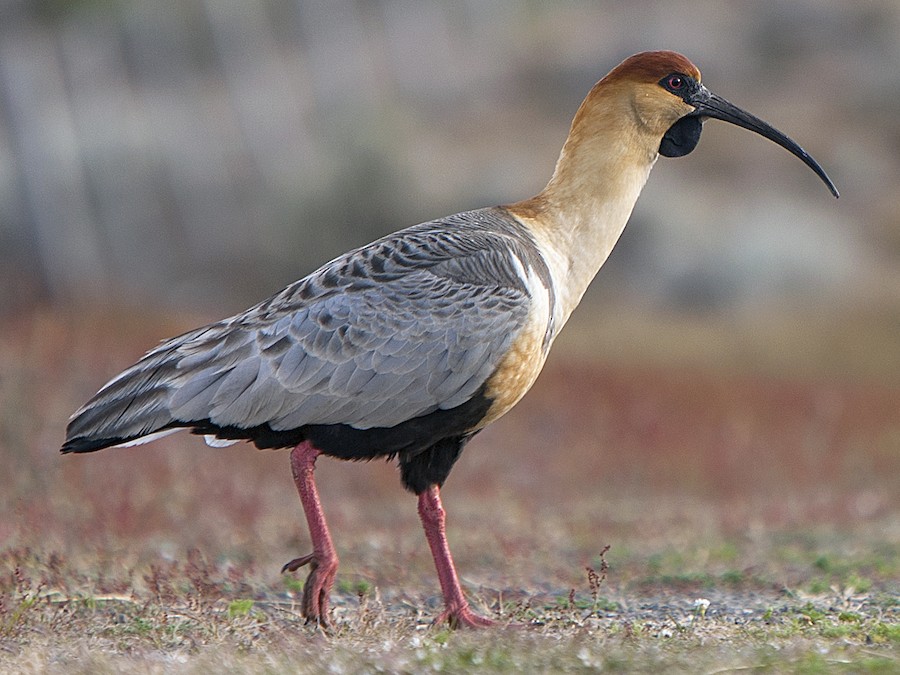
[282,441,339,626]
[418,484,496,628]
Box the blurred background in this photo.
[1,0,898,342]
[0,5,898,651]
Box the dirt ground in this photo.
[1,306,898,673]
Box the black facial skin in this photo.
[659,72,703,101]
[660,116,703,157]
[659,72,705,157]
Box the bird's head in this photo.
[591,51,839,197]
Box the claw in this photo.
[281,553,316,574]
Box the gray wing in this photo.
[63,209,541,450]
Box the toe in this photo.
[435,604,498,629]
[281,552,316,574]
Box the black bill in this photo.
[688,86,839,198]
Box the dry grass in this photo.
[1,306,898,673]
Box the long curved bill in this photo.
[689,87,839,198]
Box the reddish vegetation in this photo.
[522,361,899,506]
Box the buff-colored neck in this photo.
[506,83,662,326]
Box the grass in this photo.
[0,305,898,672]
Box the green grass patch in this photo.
[283,576,304,594]
[808,577,831,594]
[227,598,254,618]
[872,621,900,644]
[336,578,373,596]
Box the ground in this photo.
[1,305,898,673]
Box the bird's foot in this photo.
[433,603,499,629]
[282,551,339,626]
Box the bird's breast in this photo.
[478,273,554,427]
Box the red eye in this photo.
[667,75,684,90]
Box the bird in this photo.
[62,51,838,629]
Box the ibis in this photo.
[62,51,838,628]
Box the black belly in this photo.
[185,385,493,493]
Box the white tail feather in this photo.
[112,428,181,448]
[204,435,240,448]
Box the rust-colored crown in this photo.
[602,50,701,85]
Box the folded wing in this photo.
[62,208,543,453]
